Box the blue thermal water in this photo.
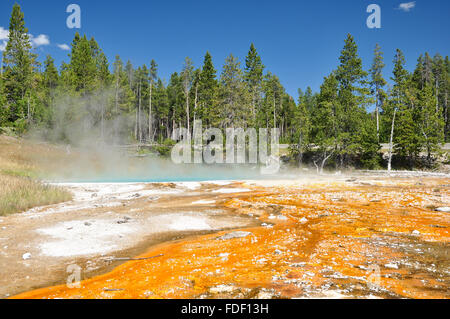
[52,163,270,183]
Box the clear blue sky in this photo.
[1,0,449,99]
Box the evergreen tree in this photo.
[153,78,169,141]
[310,73,339,173]
[335,34,373,167]
[418,83,444,163]
[244,44,264,125]
[0,1,447,170]
[218,53,248,128]
[2,3,36,124]
[432,54,449,141]
[369,43,386,142]
[261,72,283,129]
[390,49,422,167]
[43,55,59,90]
[166,72,183,138]
[96,51,110,88]
[181,57,194,133]
[40,55,59,124]
[112,55,135,141]
[148,59,158,141]
[125,60,134,88]
[69,33,97,93]
[134,66,150,142]
[291,88,311,165]
[198,52,218,127]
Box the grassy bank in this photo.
[0,175,72,216]
[0,135,72,216]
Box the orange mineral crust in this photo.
[13,178,450,299]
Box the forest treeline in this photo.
[0,4,449,170]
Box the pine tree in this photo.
[310,73,339,173]
[170,72,186,138]
[390,49,422,167]
[432,54,449,141]
[423,52,434,86]
[153,78,169,141]
[445,56,450,141]
[181,57,194,133]
[1,3,448,169]
[412,54,425,89]
[292,88,311,165]
[125,60,134,88]
[2,3,37,124]
[419,83,444,163]
[134,66,150,142]
[0,81,6,125]
[96,51,110,88]
[148,59,158,141]
[369,43,386,142]
[43,55,59,90]
[261,72,283,129]
[218,53,248,128]
[39,55,59,124]
[190,68,201,125]
[198,52,218,127]
[112,55,134,142]
[69,33,97,93]
[335,34,372,167]
[244,44,264,125]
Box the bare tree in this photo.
[387,108,397,172]
[181,57,194,135]
[148,60,157,143]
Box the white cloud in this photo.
[0,27,53,51]
[57,43,70,51]
[31,34,50,47]
[0,27,8,40]
[398,2,416,12]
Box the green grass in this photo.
[0,168,37,178]
[0,175,72,216]
[0,134,73,216]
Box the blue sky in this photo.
[0,0,449,99]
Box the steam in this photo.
[32,89,134,148]
[27,90,269,182]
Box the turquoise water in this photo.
[52,163,269,183]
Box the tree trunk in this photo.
[114,71,119,142]
[27,94,31,124]
[148,82,153,143]
[320,151,333,174]
[298,133,303,166]
[194,83,198,124]
[436,77,439,113]
[138,81,142,143]
[101,102,104,141]
[135,108,138,140]
[134,87,138,141]
[388,108,397,172]
[186,93,190,136]
[445,91,448,139]
[273,95,276,129]
[172,119,176,140]
[376,87,380,142]
[0,53,3,78]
